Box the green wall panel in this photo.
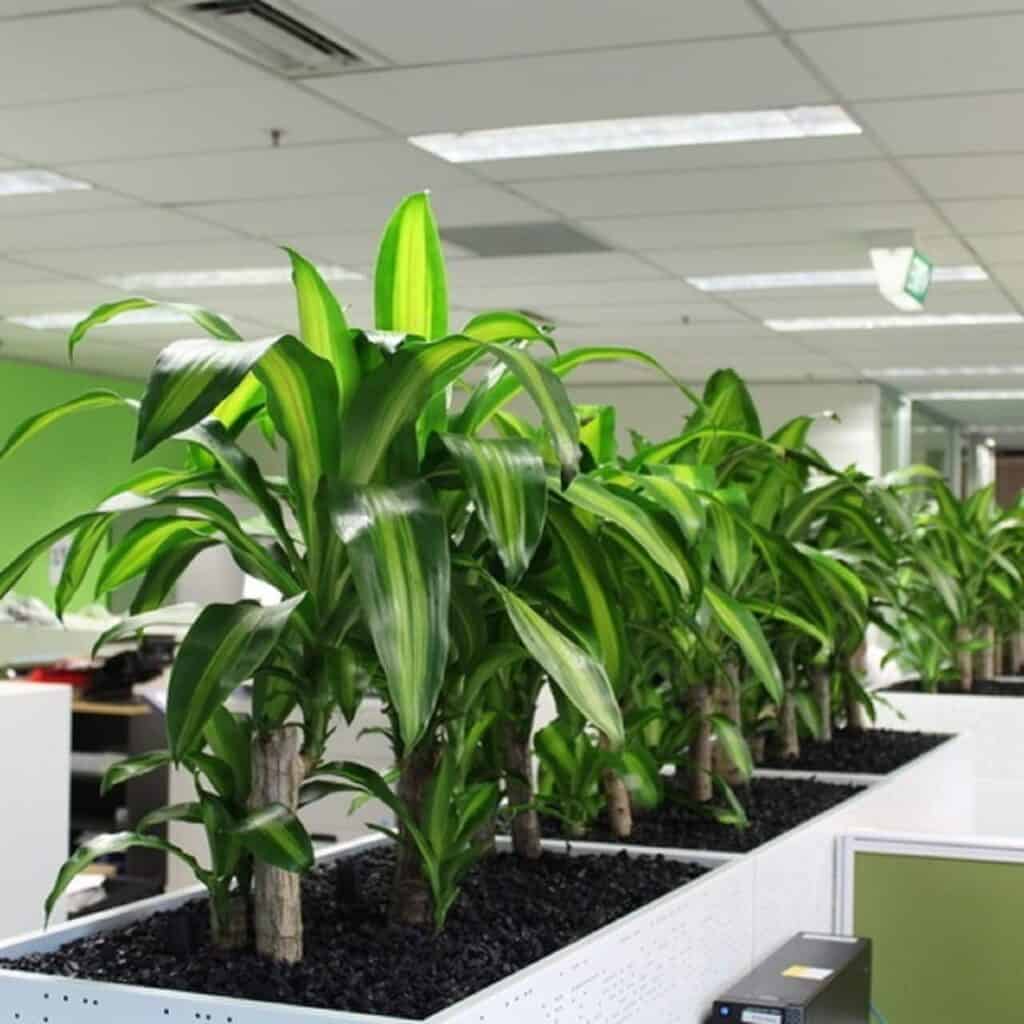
[854,851,1024,1022]
[0,359,162,610]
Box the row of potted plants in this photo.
[0,192,993,1016]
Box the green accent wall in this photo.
[0,359,156,610]
[854,851,1023,1022]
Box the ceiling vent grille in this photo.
[158,1,379,77]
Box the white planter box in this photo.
[0,734,971,1023]
[0,681,70,940]
[875,690,1022,834]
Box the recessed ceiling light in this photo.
[864,364,1024,378]
[0,169,91,196]
[103,266,364,290]
[766,313,1023,332]
[410,105,861,163]
[909,390,1024,401]
[7,309,193,330]
[688,265,985,293]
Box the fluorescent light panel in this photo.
[688,266,985,292]
[8,309,193,330]
[410,105,860,162]
[0,169,91,196]
[865,365,1024,378]
[909,390,1024,401]
[104,266,363,290]
[766,313,1022,332]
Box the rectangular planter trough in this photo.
[0,734,972,1024]
[875,687,1022,834]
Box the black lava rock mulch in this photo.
[761,728,950,774]
[887,678,1024,697]
[546,776,862,853]
[3,846,706,1019]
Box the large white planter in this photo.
[0,681,70,940]
[0,734,971,1023]
[875,689,1022,834]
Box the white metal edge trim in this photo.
[754,767,886,785]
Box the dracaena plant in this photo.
[0,192,647,957]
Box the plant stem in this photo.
[390,739,436,927]
[599,733,632,839]
[845,644,867,732]
[687,683,713,803]
[251,725,305,963]
[956,624,974,692]
[975,623,996,681]
[812,665,832,743]
[210,889,249,951]
[711,665,744,786]
[776,689,800,761]
[503,723,542,859]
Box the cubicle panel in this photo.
[836,832,1024,1022]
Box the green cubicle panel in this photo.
[851,842,1024,1023]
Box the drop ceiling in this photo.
[0,0,1022,437]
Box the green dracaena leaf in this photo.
[55,514,116,618]
[0,389,134,463]
[704,583,783,704]
[333,481,450,750]
[166,595,305,760]
[130,535,219,614]
[92,604,199,653]
[375,192,448,340]
[95,517,215,598]
[628,467,706,544]
[286,247,360,411]
[68,297,241,360]
[100,751,172,796]
[0,512,106,601]
[441,434,547,583]
[231,803,314,873]
[461,310,554,346]
[494,582,624,747]
[134,335,283,458]
[547,502,627,693]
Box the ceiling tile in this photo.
[474,135,880,183]
[0,7,269,107]
[446,252,662,288]
[3,207,234,252]
[540,302,746,326]
[60,141,476,204]
[0,1,113,14]
[294,0,765,63]
[0,279,132,315]
[0,187,137,218]
[291,231,477,267]
[582,202,948,250]
[453,278,718,310]
[188,184,547,238]
[647,236,973,276]
[941,198,1024,235]
[310,37,828,133]
[904,154,1024,199]
[858,93,1024,157]
[795,15,1024,100]
[969,234,1024,265]
[0,83,378,165]
[518,161,916,220]
[0,259,71,285]
[763,1,1024,29]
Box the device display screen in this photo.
[740,1011,783,1024]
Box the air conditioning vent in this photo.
[158,1,379,77]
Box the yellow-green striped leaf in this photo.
[95,517,215,598]
[287,247,361,411]
[0,513,105,600]
[333,481,450,750]
[93,605,198,652]
[441,434,547,583]
[704,583,783,703]
[495,582,624,747]
[375,192,448,340]
[558,475,699,600]
[231,803,313,873]
[461,310,554,346]
[135,335,282,458]
[166,595,306,759]
[708,715,753,781]
[100,751,172,796]
[578,404,618,465]
[69,297,240,359]
[706,488,753,591]
[55,514,117,618]
[0,390,133,463]
[547,502,628,693]
[130,535,219,614]
[628,467,705,544]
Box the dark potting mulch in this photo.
[761,728,950,774]
[887,678,1024,697]
[2,846,706,1019]
[544,776,863,853]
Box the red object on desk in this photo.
[27,664,94,689]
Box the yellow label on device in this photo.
[783,965,833,981]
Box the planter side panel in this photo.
[750,735,973,961]
[434,859,756,1024]
[879,696,1013,833]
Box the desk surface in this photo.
[71,698,151,718]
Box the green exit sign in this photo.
[904,249,933,303]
